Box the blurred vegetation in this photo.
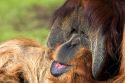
[0,0,64,45]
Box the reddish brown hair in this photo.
[50,0,125,80]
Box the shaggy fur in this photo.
[0,37,124,83]
[0,0,125,82]
[0,39,51,83]
[47,0,125,80]
[0,38,93,83]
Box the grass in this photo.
[0,0,64,45]
[0,26,49,45]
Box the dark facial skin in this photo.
[55,34,82,64]
[47,1,123,80]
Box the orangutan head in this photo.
[47,0,124,80]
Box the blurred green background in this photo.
[0,0,64,45]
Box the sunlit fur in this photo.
[0,38,94,83]
[0,39,51,83]
[0,37,124,83]
[0,0,125,82]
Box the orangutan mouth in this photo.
[50,61,71,77]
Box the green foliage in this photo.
[0,0,64,44]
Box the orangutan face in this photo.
[49,34,93,83]
[47,0,124,80]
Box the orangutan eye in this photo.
[80,33,89,48]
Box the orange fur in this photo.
[0,34,124,83]
[0,38,51,83]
